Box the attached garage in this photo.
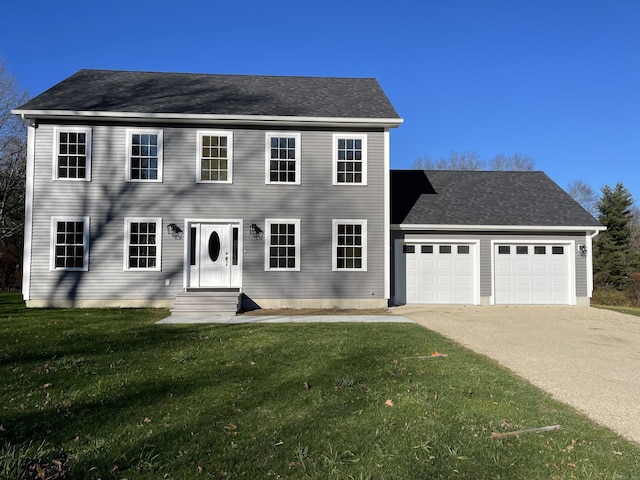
[493,243,572,304]
[391,170,605,306]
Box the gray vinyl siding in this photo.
[392,230,589,301]
[27,122,386,302]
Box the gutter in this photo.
[12,109,404,129]
[391,224,606,233]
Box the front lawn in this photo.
[1,293,638,479]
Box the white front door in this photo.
[199,224,231,287]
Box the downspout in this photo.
[585,228,604,300]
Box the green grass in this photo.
[594,305,640,317]
[1,293,639,479]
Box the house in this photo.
[14,69,603,311]
[391,170,604,305]
[13,69,403,310]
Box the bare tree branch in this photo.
[0,60,29,243]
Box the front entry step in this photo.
[172,289,240,315]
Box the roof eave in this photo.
[12,109,404,128]
[391,224,606,232]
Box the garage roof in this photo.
[391,170,602,228]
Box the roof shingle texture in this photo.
[18,69,400,119]
[391,170,601,227]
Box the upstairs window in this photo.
[265,219,300,271]
[266,133,301,184]
[333,219,367,271]
[53,127,91,180]
[334,134,367,184]
[50,216,89,271]
[124,218,162,271]
[197,131,233,183]
[127,130,163,182]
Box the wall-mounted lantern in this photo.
[249,223,263,239]
[167,223,183,239]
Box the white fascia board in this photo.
[391,224,606,233]
[12,109,404,129]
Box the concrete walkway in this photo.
[156,314,414,324]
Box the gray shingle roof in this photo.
[391,170,602,227]
[17,69,401,120]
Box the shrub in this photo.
[591,287,632,306]
[628,272,640,307]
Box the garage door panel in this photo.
[495,244,570,305]
[405,243,477,305]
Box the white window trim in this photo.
[332,133,367,185]
[265,132,301,185]
[264,218,301,271]
[123,217,163,271]
[196,130,233,183]
[52,126,92,181]
[126,129,163,182]
[332,219,368,271]
[50,216,90,271]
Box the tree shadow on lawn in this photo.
[1,320,448,477]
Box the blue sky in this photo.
[2,0,638,203]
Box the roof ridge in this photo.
[76,68,378,81]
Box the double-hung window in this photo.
[332,219,367,271]
[50,216,90,271]
[126,129,163,182]
[265,219,300,271]
[124,218,162,271]
[333,134,367,185]
[266,132,301,184]
[53,127,92,180]
[197,131,233,183]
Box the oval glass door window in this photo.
[209,231,221,261]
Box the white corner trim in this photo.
[383,129,390,300]
[22,125,36,300]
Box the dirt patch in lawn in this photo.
[239,307,392,316]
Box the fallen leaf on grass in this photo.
[385,399,395,407]
[289,461,301,468]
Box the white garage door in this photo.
[405,243,477,304]
[494,244,570,304]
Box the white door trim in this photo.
[183,219,243,290]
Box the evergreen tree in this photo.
[593,183,640,290]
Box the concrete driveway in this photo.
[392,304,640,444]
